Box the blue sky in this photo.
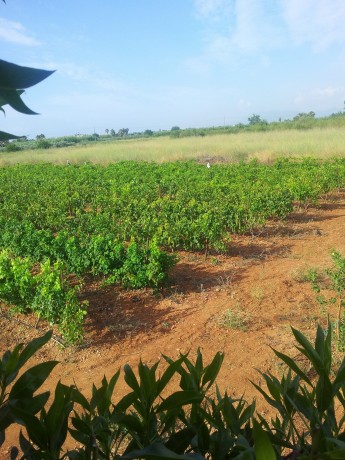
[1,0,345,138]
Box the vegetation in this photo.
[1,158,345,342]
[307,251,345,351]
[0,59,54,141]
[0,324,344,458]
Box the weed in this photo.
[216,307,250,331]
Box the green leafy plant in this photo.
[0,331,57,450]
[0,251,87,344]
[252,322,345,458]
[0,324,345,458]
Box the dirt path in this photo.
[1,191,345,456]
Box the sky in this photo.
[1,0,345,138]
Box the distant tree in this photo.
[105,128,109,135]
[118,128,129,137]
[248,114,267,125]
[110,129,116,137]
[36,138,50,149]
[171,126,180,131]
[36,133,45,140]
[144,129,153,136]
[293,111,315,121]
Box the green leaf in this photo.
[122,441,205,459]
[157,390,203,412]
[201,351,224,391]
[0,130,21,141]
[9,361,58,399]
[18,331,53,368]
[0,88,38,114]
[334,357,345,386]
[164,427,196,455]
[156,357,184,395]
[124,364,140,395]
[12,408,47,449]
[316,373,333,413]
[291,327,324,373]
[253,420,276,460]
[273,348,312,386]
[0,59,54,90]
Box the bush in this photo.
[36,138,51,149]
[4,142,21,152]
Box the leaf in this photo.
[124,364,140,395]
[0,88,38,114]
[252,420,276,460]
[156,357,184,395]
[12,408,47,449]
[0,59,55,90]
[272,348,312,386]
[201,351,224,391]
[122,442,205,459]
[18,330,53,368]
[9,361,58,399]
[334,357,345,386]
[316,373,333,413]
[0,130,21,141]
[291,327,324,373]
[157,390,203,412]
[164,427,196,454]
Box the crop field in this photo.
[2,145,345,455]
[1,157,345,343]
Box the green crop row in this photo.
[1,158,345,342]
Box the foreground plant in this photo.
[0,323,344,459]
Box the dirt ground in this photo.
[1,190,345,456]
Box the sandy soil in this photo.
[1,190,345,457]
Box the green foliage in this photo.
[0,59,54,140]
[1,325,344,458]
[0,331,57,449]
[0,251,86,344]
[113,239,177,289]
[4,142,21,152]
[308,251,345,350]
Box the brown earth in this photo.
[1,190,345,456]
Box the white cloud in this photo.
[194,0,233,19]
[189,0,284,72]
[0,17,41,46]
[280,0,345,51]
[293,85,345,107]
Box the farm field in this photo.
[1,187,345,455]
[2,126,345,165]
[1,154,345,454]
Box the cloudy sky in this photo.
[1,0,345,138]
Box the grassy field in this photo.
[1,126,345,165]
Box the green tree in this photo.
[248,114,268,125]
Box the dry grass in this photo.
[1,127,345,165]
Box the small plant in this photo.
[307,250,345,350]
[216,308,250,331]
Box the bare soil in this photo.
[1,191,345,456]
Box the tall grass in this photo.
[1,126,345,165]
